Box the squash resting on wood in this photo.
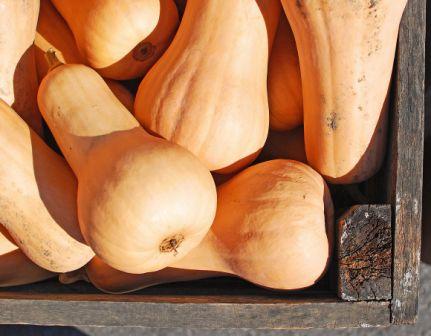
[135,0,282,173]
[0,226,54,287]
[38,60,217,274]
[51,0,179,80]
[282,0,408,183]
[0,99,94,272]
[62,160,333,293]
[0,0,43,136]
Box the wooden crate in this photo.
[0,0,425,329]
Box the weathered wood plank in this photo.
[0,298,390,329]
[337,205,392,301]
[387,0,426,325]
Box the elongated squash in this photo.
[134,0,281,173]
[0,99,94,272]
[0,0,43,136]
[62,160,333,293]
[268,14,303,131]
[282,0,408,184]
[0,226,54,287]
[51,0,179,80]
[35,1,135,113]
[259,127,306,163]
[35,0,86,81]
[38,60,217,274]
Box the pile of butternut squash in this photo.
[0,0,407,293]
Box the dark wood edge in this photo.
[337,205,392,301]
[0,298,390,329]
[388,0,426,325]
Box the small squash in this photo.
[62,160,333,293]
[0,99,94,272]
[51,0,179,80]
[134,0,282,173]
[259,127,306,163]
[0,226,54,287]
[0,0,43,136]
[282,0,408,183]
[38,60,217,274]
[268,14,303,131]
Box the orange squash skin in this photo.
[51,0,179,80]
[259,127,306,163]
[268,15,303,131]
[65,160,333,293]
[0,226,54,287]
[134,0,282,173]
[0,0,43,136]
[282,0,408,184]
[0,99,94,273]
[35,0,86,81]
[38,63,217,274]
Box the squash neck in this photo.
[172,231,232,274]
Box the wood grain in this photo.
[387,0,426,325]
[337,205,392,301]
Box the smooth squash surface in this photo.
[65,160,333,293]
[0,226,54,287]
[38,63,217,274]
[135,0,281,173]
[282,0,408,184]
[0,99,94,272]
[51,0,179,80]
[0,0,43,135]
[268,14,303,131]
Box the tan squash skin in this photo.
[268,15,303,131]
[59,256,223,294]
[63,160,333,293]
[34,1,135,113]
[0,99,94,272]
[0,0,43,136]
[51,0,179,80]
[282,0,408,184]
[104,80,135,113]
[38,62,217,274]
[259,127,307,163]
[35,0,86,81]
[135,0,282,174]
[0,226,54,287]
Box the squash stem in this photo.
[45,48,63,71]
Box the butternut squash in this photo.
[104,79,135,113]
[35,0,86,81]
[38,60,217,274]
[34,1,135,113]
[259,127,306,163]
[0,99,94,272]
[0,226,54,287]
[0,0,43,136]
[282,0,408,184]
[51,0,179,80]
[62,160,333,293]
[134,0,281,173]
[268,14,303,131]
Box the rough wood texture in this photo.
[387,0,426,325]
[337,205,392,301]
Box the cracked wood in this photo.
[337,205,392,301]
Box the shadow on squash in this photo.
[95,0,180,80]
[12,45,42,137]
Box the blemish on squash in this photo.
[326,113,339,131]
[159,234,185,256]
[133,42,156,62]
